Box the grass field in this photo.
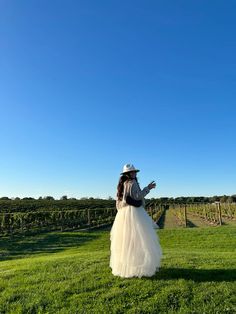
[0,225,235,314]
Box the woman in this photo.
[109,164,162,278]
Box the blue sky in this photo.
[0,1,236,199]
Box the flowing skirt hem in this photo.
[109,264,160,278]
[109,205,162,278]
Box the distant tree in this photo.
[22,197,35,200]
[198,197,205,203]
[159,197,169,203]
[204,197,210,203]
[60,195,68,200]
[231,195,236,202]
[174,197,186,204]
[186,197,195,203]
[0,197,11,200]
[44,196,55,200]
[220,195,228,203]
[212,195,220,202]
[107,196,114,200]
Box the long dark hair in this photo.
[117,173,139,200]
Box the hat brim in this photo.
[120,169,140,175]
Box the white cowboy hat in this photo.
[121,164,140,175]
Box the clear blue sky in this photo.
[0,1,236,199]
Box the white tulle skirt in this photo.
[109,205,162,278]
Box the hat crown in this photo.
[121,164,139,174]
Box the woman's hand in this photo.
[148,181,156,190]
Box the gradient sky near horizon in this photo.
[0,1,236,199]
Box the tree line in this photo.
[0,194,235,213]
[0,198,115,213]
[150,194,236,205]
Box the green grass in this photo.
[0,226,235,314]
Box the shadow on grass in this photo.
[149,267,236,282]
[186,219,198,228]
[158,209,167,229]
[0,230,101,262]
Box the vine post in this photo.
[151,206,154,220]
[184,204,187,227]
[111,208,114,221]
[87,209,91,228]
[217,202,222,225]
[203,205,207,220]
